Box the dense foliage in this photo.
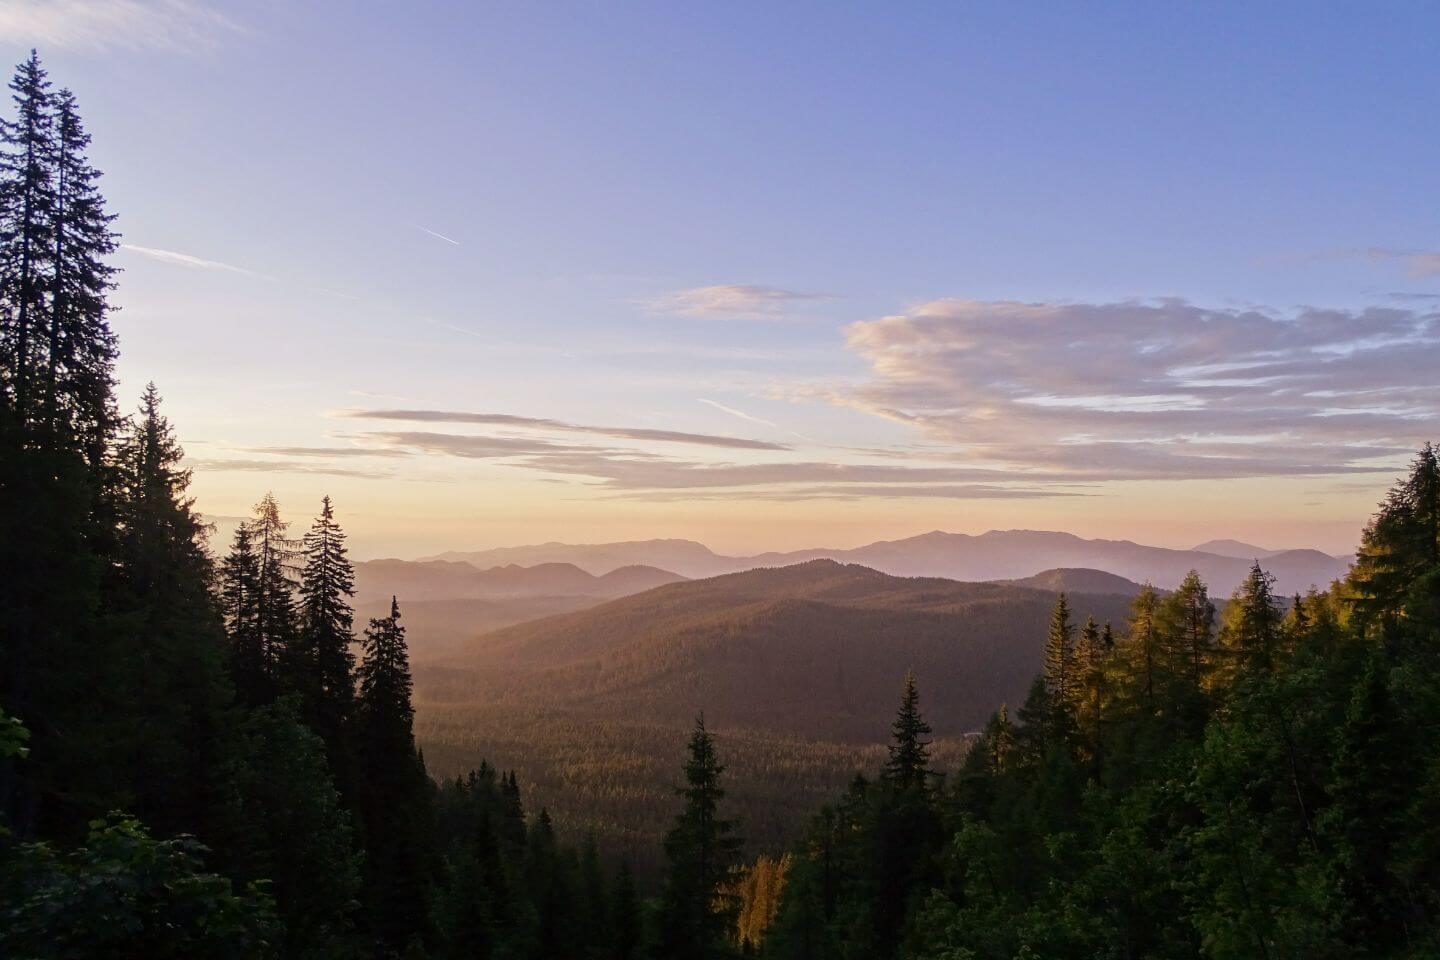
[761,446,1440,959]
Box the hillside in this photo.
[413,560,1135,859]
[1000,567,1148,596]
[424,530,1351,596]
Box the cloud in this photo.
[243,446,413,459]
[121,244,268,278]
[651,284,833,319]
[698,398,777,428]
[0,0,240,52]
[603,484,1085,503]
[191,459,395,480]
[1361,248,1440,279]
[794,297,1438,481]
[419,227,461,246]
[337,408,790,451]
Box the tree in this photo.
[883,670,933,792]
[355,597,433,953]
[296,495,357,784]
[0,813,278,959]
[1160,570,1215,696]
[1221,563,1283,674]
[221,521,265,705]
[1124,583,1163,711]
[1074,615,1107,752]
[1043,594,1078,733]
[0,50,54,427]
[43,86,116,461]
[655,715,744,960]
[107,384,230,837]
[217,701,363,958]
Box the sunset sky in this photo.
[6,1,1437,558]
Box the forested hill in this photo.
[413,561,1137,859]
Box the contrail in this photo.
[419,226,461,246]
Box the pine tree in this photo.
[1221,563,1283,674]
[0,51,54,426]
[1126,584,1163,711]
[356,597,433,952]
[656,715,744,960]
[1074,615,1107,751]
[249,493,299,696]
[108,384,230,836]
[43,87,116,462]
[220,522,265,705]
[1162,570,1215,695]
[1043,594,1078,733]
[883,670,933,792]
[296,495,357,783]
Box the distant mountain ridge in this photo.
[421,529,1352,596]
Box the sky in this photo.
[3,1,1437,558]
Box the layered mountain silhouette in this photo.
[352,559,686,656]
[423,529,1351,596]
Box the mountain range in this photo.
[422,529,1351,597]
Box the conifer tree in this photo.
[1221,563,1283,673]
[249,493,299,694]
[108,384,229,835]
[43,87,115,459]
[655,715,744,960]
[1126,584,1163,710]
[1074,615,1107,750]
[296,495,357,781]
[221,522,265,704]
[1161,570,1215,696]
[356,597,433,953]
[883,670,933,791]
[0,51,54,426]
[1043,594,1077,732]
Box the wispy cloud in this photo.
[419,227,461,246]
[698,398,777,428]
[1360,248,1440,279]
[0,0,240,52]
[336,408,790,451]
[121,243,269,278]
[191,458,395,480]
[650,284,833,319]
[792,297,1439,481]
[242,446,413,459]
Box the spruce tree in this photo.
[249,493,299,696]
[0,51,53,426]
[44,87,116,461]
[356,597,433,953]
[108,383,230,836]
[1074,615,1107,751]
[1221,563,1283,674]
[1126,584,1163,711]
[296,495,357,783]
[220,522,265,705]
[1043,594,1077,733]
[656,715,743,960]
[883,670,933,791]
